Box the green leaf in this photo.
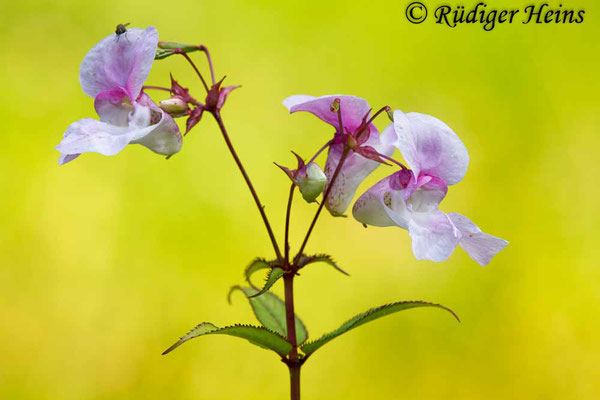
[249,267,285,298]
[295,253,349,276]
[162,322,292,356]
[243,257,276,286]
[301,301,459,356]
[229,286,308,345]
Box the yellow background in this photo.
[2,0,599,398]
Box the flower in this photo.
[352,110,507,265]
[55,26,182,165]
[283,95,395,216]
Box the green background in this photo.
[2,0,599,398]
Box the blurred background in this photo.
[1,0,599,398]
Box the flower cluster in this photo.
[56,26,506,267]
[56,27,182,164]
[283,95,507,265]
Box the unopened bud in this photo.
[330,98,340,113]
[386,106,394,122]
[159,97,189,117]
[297,162,327,203]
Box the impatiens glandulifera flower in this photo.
[55,26,182,165]
[283,95,395,216]
[276,153,327,203]
[353,110,507,265]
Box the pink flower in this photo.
[353,110,507,265]
[283,95,395,216]
[55,26,182,165]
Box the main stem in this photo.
[212,111,283,262]
[283,273,300,400]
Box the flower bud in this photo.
[297,162,327,203]
[386,106,394,122]
[159,96,189,117]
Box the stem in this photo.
[174,49,210,92]
[364,105,390,127]
[377,153,408,170]
[197,45,216,85]
[295,147,350,258]
[212,111,283,262]
[284,183,295,263]
[283,273,300,399]
[288,362,301,400]
[307,140,332,165]
[283,274,298,358]
[142,85,171,92]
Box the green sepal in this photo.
[295,253,349,276]
[228,286,308,345]
[162,322,292,356]
[300,301,459,356]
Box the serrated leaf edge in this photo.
[162,322,292,356]
[249,267,285,298]
[296,253,349,276]
[300,300,459,356]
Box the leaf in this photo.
[162,322,292,356]
[300,301,459,356]
[295,253,349,276]
[249,267,285,298]
[229,286,308,345]
[243,257,276,287]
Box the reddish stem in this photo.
[211,111,283,262]
[173,49,209,92]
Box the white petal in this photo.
[447,213,508,266]
[353,175,399,227]
[131,111,182,156]
[55,118,131,157]
[58,153,80,165]
[282,95,315,110]
[408,210,461,262]
[55,104,163,163]
[393,110,469,185]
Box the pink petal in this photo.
[408,210,461,262]
[393,110,469,185]
[283,94,371,133]
[79,26,158,100]
[447,213,508,266]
